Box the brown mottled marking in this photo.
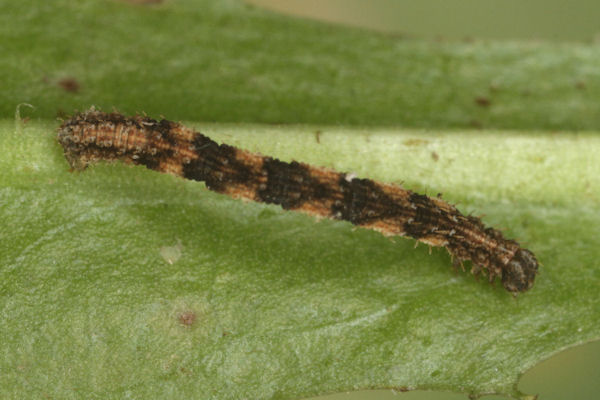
[475,96,491,107]
[57,109,538,293]
[58,77,80,93]
[178,311,196,327]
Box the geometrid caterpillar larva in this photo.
[58,109,538,293]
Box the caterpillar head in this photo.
[502,248,538,293]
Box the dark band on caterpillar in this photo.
[57,109,538,293]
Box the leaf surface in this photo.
[1,120,598,399]
[1,0,599,399]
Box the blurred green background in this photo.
[245,3,600,400]
[248,0,600,42]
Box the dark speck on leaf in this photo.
[178,311,196,327]
[474,96,491,107]
[58,77,80,93]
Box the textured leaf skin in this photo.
[1,120,599,399]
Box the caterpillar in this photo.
[57,109,538,293]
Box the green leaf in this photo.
[1,1,599,399]
[1,119,599,399]
[1,0,600,130]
